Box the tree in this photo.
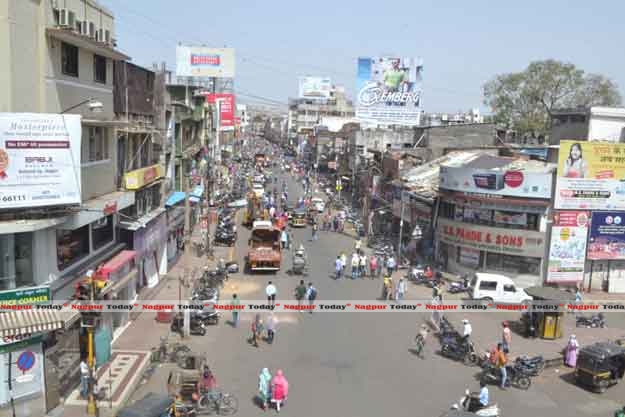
[483,60,622,135]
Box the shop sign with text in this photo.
[437,218,545,257]
[0,286,50,305]
[123,164,164,190]
[547,211,589,283]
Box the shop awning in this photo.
[0,310,66,337]
[119,207,166,231]
[166,192,186,207]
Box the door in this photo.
[117,135,126,188]
[502,282,519,303]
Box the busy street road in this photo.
[125,153,625,417]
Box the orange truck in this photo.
[247,220,281,272]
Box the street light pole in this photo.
[397,191,406,262]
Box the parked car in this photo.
[470,273,532,304]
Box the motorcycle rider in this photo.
[462,319,472,343]
[477,381,489,411]
[196,366,217,405]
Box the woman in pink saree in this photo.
[271,369,289,412]
[565,334,579,367]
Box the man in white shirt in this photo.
[462,319,473,341]
[266,281,277,307]
[80,359,90,398]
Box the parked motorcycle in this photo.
[440,336,479,366]
[576,313,606,328]
[170,313,206,336]
[451,389,500,416]
[192,309,220,326]
[514,355,545,376]
[214,231,237,246]
[480,363,532,390]
[448,275,471,294]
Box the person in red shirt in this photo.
[196,366,217,405]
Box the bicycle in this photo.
[197,391,239,415]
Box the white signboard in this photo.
[439,166,552,199]
[298,77,332,99]
[176,46,235,78]
[0,114,82,209]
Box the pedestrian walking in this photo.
[79,358,90,398]
[231,294,241,328]
[251,314,264,347]
[266,313,277,344]
[271,370,289,412]
[335,256,343,279]
[376,257,383,278]
[565,334,579,367]
[395,277,406,303]
[306,282,317,314]
[495,343,508,389]
[258,368,272,411]
[266,281,277,307]
[355,239,362,252]
[502,321,511,353]
[281,229,288,250]
[386,255,396,276]
[340,252,347,272]
[369,255,378,279]
[294,280,306,312]
[351,253,360,279]
[359,253,367,278]
[311,222,318,241]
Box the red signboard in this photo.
[204,93,235,130]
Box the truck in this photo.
[247,220,281,272]
[243,193,267,228]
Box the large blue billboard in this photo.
[587,211,625,260]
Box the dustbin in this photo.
[156,309,174,323]
[539,312,563,340]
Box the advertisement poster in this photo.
[204,93,235,131]
[0,113,81,209]
[494,210,527,226]
[176,46,235,78]
[439,164,553,199]
[587,211,625,260]
[298,77,332,99]
[555,140,625,210]
[456,207,492,223]
[547,211,590,283]
[356,56,423,126]
[459,247,480,268]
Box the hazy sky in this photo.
[99,0,625,113]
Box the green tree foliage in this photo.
[483,60,622,134]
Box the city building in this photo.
[288,86,354,135]
[434,153,556,288]
[424,109,485,126]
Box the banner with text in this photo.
[205,93,235,131]
[298,76,332,100]
[356,56,423,126]
[587,211,625,260]
[176,46,235,78]
[555,141,625,209]
[0,113,81,209]
[547,211,589,283]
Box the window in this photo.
[87,126,108,162]
[479,281,497,291]
[93,54,106,83]
[61,42,79,77]
[486,252,541,275]
[92,215,114,250]
[0,233,34,290]
[503,284,516,293]
[57,226,90,270]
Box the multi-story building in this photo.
[288,86,354,135]
[0,0,139,414]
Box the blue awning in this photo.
[166,191,186,207]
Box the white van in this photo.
[470,273,532,304]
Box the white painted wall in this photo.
[588,107,625,142]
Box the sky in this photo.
[99,0,625,114]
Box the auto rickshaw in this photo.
[291,209,307,227]
[575,342,625,393]
[116,392,194,417]
[291,244,307,275]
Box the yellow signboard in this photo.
[123,164,164,190]
[555,141,625,209]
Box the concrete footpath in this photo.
[50,222,235,417]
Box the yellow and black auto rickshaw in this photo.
[291,209,307,227]
[575,342,625,393]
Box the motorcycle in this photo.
[576,313,606,328]
[170,313,206,336]
[514,355,545,376]
[448,275,471,294]
[440,336,479,366]
[451,389,500,416]
[214,230,237,246]
[480,363,532,390]
[192,309,220,326]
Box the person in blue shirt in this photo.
[478,381,489,408]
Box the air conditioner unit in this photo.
[88,21,96,38]
[95,29,104,43]
[104,30,111,45]
[80,20,89,36]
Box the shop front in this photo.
[436,218,547,287]
[165,205,186,266]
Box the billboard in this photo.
[555,140,625,210]
[205,93,235,131]
[547,211,590,283]
[356,56,423,126]
[587,211,625,260]
[176,46,235,78]
[439,166,553,199]
[298,77,332,99]
[0,113,81,209]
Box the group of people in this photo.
[334,247,397,281]
[258,368,289,412]
[381,275,407,301]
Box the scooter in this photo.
[451,389,500,416]
[170,313,206,336]
[576,313,606,328]
[440,336,479,366]
[192,309,220,325]
[448,275,471,294]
